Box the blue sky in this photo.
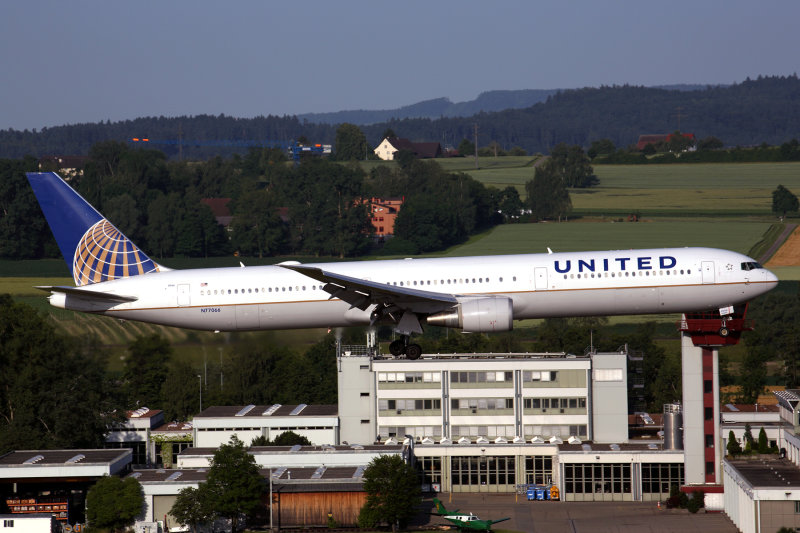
[1,1,798,130]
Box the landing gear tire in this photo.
[389,339,405,357]
[719,326,730,337]
[406,344,422,360]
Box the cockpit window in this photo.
[741,262,763,271]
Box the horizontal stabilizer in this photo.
[36,285,138,303]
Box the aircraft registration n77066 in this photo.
[26,172,778,359]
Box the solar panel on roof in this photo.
[235,405,256,417]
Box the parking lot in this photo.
[412,494,738,533]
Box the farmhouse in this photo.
[374,137,442,160]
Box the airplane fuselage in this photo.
[48,247,777,331]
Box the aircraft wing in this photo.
[36,285,139,303]
[280,265,458,314]
[490,517,511,524]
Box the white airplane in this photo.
[27,172,778,359]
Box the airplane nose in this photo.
[763,267,779,287]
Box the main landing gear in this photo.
[389,337,422,360]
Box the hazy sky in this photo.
[2,1,798,130]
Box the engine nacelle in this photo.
[426,297,513,333]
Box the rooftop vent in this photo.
[581,444,592,452]
[23,455,44,464]
[289,444,302,453]
[609,444,621,451]
[130,407,150,418]
[311,466,327,479]
[166,472,183,481]
[289,404,307,416]
[66,454,86,464]
[353,465,366,479]
[272,467,287,479]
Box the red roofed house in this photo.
[201,198,233,227]
[374,137,442,160]
[636,133,696,151]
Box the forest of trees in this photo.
[2,76,800,159]
[0,139,501,261]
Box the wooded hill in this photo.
[1,75,797,159]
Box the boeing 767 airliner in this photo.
[27,172,778,359]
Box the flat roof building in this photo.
[191,404,338,448]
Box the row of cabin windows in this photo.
[200,285,322,296]
[563,269,692,280]
[198,275,520,296]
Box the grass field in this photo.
[439,218,773,256]
[363,158,800,214]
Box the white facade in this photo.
[723,458,800,533]
[373,138,400,160]
[0,515,56,533]
[192,404,338,447]
[357,351,628,445]
[176,444,403,469]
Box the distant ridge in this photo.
[296,85,720,125]
[298,89,561,125]
[1,78,793,159]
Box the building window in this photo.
[564,463,631,495]
[641,463,684,495]
[3,520,14,528]
[703,379,712,393]
[794,501,800,514]
[705,434,714,448]
[704,407,713,420]
[593,368,623,382]
[451,455,516,487]
[525,456,553,485]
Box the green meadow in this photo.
[365,158,800,214]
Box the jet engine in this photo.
[426,297,513,333]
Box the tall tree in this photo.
[772,184,799,217]
[86,476,144,533]
[0,295,121,452]
[170,485,217,533]
[205,436,264,533]
[548,143,597,188]
[333,123,368,161]
[358,454,421,532]
[525,158,572,221]
[124,334,172,409]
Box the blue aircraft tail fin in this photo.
[26,172,166,286]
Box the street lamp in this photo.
[197,374,202,413]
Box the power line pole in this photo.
[474,123,479,169]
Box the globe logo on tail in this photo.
[73,219,159,286]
